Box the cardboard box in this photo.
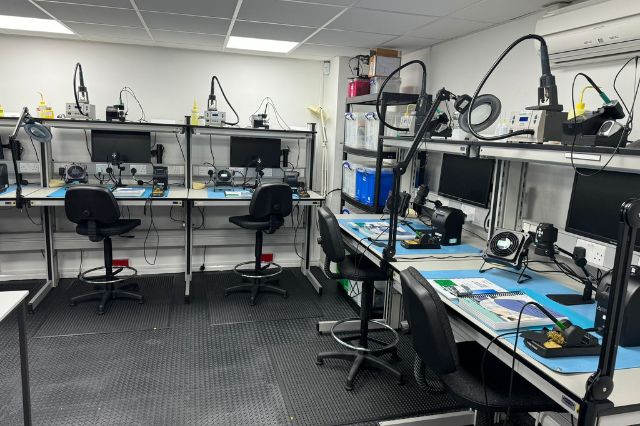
[370,48,400,58]
[368,55,401,77]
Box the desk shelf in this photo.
[0,117,183,134]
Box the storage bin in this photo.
[344,112,366,149]
[341,161,357,198]
[355,167,394,207]
[363,112,379,151]
[370,76,401,95]
[348,77,370,97]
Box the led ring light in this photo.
[458,94,501,134]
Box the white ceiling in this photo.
[0,0,572,60]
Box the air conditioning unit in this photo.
[535,0,640,67]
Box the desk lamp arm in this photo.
[8,107,31,209]
[581,198,640,424]
[382,88,459,260]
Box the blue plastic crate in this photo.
[355,167,393,207]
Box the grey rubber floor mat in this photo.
[33,275,174,337]
[203,269,324,325]
[269,336,462,426]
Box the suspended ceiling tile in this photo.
[451,0,552,23]
[327,8,436,35]
[355,0,482,17]
[65,22,151,41]
[231,20,315,42]
[134,0,238,19]
[284,0,355,5]
[382,36,439,51]
[141,11,230,35]
[238,0,343,28]
[36,0,133,8]
[2,0,50,18]
[37,2,142,27]
[293,43,367,59]
[151,30,225,47]
[307,29,395,48]
[409,17,492,40]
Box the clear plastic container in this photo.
[341,161,357,198]
[363,112,379,151]
[370,76,401,95]
[344,112,366,148]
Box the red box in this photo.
[113,259,129,267]
[348,77,370,97]
[261,253,274,263]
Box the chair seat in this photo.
[76,219,141,238]
[441,341,561,413]
[229,215,283,231]
[339,254,388,282]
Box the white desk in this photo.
[0,186,41,207]
[0,290,31,426]
[27,186,187,207]
[183,188,325,301]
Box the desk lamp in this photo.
[8,107,52,208]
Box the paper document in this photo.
[113,187,145,198]
[349,221,416,241]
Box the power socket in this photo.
[576,238,606,267]
[17,162,40,174]
[130,164,148,175]
[167,165,184,176]
[95,163,108,174]
[197,166,213,176]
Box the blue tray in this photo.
[338,218,483,257]
[419,268,640,373]
[47,186,169,199]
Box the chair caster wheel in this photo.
[138,298,145,304]
[224,291,229,297]
[283,293,289,299]
[316,359,323,366]
[249,300,256,306]
[97,309,105,315]
[345,383,354,391]
[69,302,76,307]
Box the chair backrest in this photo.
[249,183,292,219]
[65,186,120,225]
[317,206,346,263]
[399,267,459,375]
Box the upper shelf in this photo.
[191,125,314,139]
[346,92,419,106]
[0,117,183,133]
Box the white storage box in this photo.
[344,112,366,149]
[370,76,401,95]
[363,112,379,151]
[341,161,357,198]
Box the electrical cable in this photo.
[376,60,427,132]
[83,129,91,159]
[23,205,42,227]
[209,76,239,126]
[174,133,186,162]
[143,199,159,265]
[28,136,39,162]
[480,330,520,412]
[73,62,88,117]
[119,86,147,122]
[468,34,556,141]
[569,57,640,176]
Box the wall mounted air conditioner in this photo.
[535,0,640,67]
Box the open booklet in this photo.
[428,278,567,331]
[349,221,416,241]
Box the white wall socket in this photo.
[129,164,147,175]
[197,166,214,176]
[17,162,40,173]
[167,165,184,176]
[460,204,476,223]
[95,163,108,174]
[576,238,606,267]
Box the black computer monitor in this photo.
[91,130,151,163]
[437,154,495,208]
[566,169,640,249]
[229,137,281,168]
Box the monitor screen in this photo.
[437,154,495,208]
[91,130,151,163]
[566,169,640,249]
[229,137,281,168]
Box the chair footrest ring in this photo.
[233,260,282,279]
[330,317,400,353]
[79,265,138,285]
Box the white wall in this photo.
[422,10,640,229]
[0,34,325,279]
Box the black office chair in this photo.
[399,267,561,425]
[65,186,144,315]
[226,183,292,306]
[315,206,403,391]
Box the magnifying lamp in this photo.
[458,94,501,134]
[9,107,52,208]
